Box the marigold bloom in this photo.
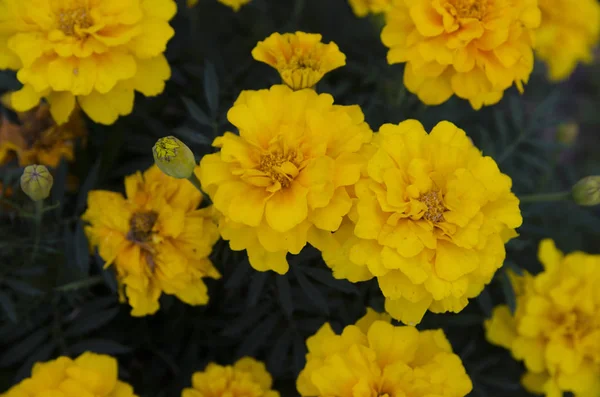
[0,103,85,167]
[317,120,522,324]
[252,32,346,90]
[485,239,600,397]
[348,0,391,17]
[82,165,220,316]
[1,352,137,397]
[381,0,541,109]
[0,0,176,125]
[182,357,279,397]
[297,308,473,397]
[199,85,372,274]
[536,0,600,81]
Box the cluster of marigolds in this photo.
[1,0,600,397]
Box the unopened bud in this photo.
[572,176,600,206]
[556,122,579,146]
[20,165,53,201]
[152,136,196,179]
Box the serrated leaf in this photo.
[275,275,293,317]
[3,279,44,296]
[303,267,359,295]
[501,271,517,314]
[182,97,212,126]
[64,307,120,337]
[69,339,131,355]
[74,220,90,274]
[292,266,330,315]
[203,62,219,116]
[0,291,17,322]
[0,328,49,367]
[76,159,101,214]
[247,272,269,307]
[235,312,279,357]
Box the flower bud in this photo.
[152,136,196,179]
[20,164,53,201]
[572,176,600,206]
[556,122,579,146]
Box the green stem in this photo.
[519,191,571,203]
[186,173,205,195]
[54,275,104,292]
[30,200,43,264]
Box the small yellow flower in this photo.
[317,120,523,325]
[1,352,137,397]
[218,0,251,11]
[82,164,221,316]
[182,357,279,397]
[536,0,600,81]
[297,308,473,397]
[252,32,346,90]
[485,239,600,397]
[0,0,177,125]
[199,85,372,274]
[0,102,86,167]
[20,164,53,201]
[348,0,392,17]
[572,176,600,206]
[381,0,541,109]
[153,136,196,179]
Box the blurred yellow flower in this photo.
[536,0,600,81]
[199,85,372,274]
[381,0,541,109]
[318,120,522,324]
[252,32,346,90]
[0,0,176,125]
[187,0,199,6]
[218,0,251,11]
[182,357,279,397]
[0,103,86,167]
[297,308,473,397]
[485,239,600,397]
[348,0,391,17]
[1,352,137,397]
[82,164,220,316]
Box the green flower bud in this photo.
[152,136,196,179]
[20,165,53,201]
[572,176,600,206]
[556,122,579,146]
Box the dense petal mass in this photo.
[297,308,473,397]
[0,0,176,125]
[182,357,279,397]
[381,0,541,109]
[485,240,600,397]
[2,353,137,397]
[320,120,522,324]
[535,0,600,81]
[82,164,220,316]
[252,32,346,90]
[199,84,372,274]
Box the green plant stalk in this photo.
[518,191,571,203]
[186,173,205,195]
[30,200,44,263]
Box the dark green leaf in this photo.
[74,221,91,274]
[292,334,307,376]
[14,342,56,382]
[95,253,118,293]
[64,307,120,337]
[224,259,251,290]
[172,126,211,145]
[182,97,212,126]
[76,159,101,214]
[0,291,17,323]
[3,279,44,296]
[501,271,517,314]
[203,62,219,116]
[235,312,279,357]
[267,328,292,376]
[275,275,293,317]
[51,158,68,215]
[504,260,524,276]
[476,288,493,317]
[303,267,359,295]
[0,328,49,367]
[247,271,269,307]
[69,339,131,355]
[221,305,271,337]
[292,266,330,315]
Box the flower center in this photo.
[57,7,93,37]
[447,0,488,19]
[419,189,446,223]
[128,211,158,243]
[258,150,299,188]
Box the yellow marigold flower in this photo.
[348,0,392,17]
[182,357,279,397]
[381,0,541,109]
[21,164,53,201]
[317,120,523,325]
[218,0,251,11]
[485,239,600,397]
[536,0,600,81]
[0,0,176,125]
[82,164,221,316]
[199,85,372,274]
[0,102,86,167]
[297,308,473,397]
[252,32,346,90]
[1,352,137,397]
